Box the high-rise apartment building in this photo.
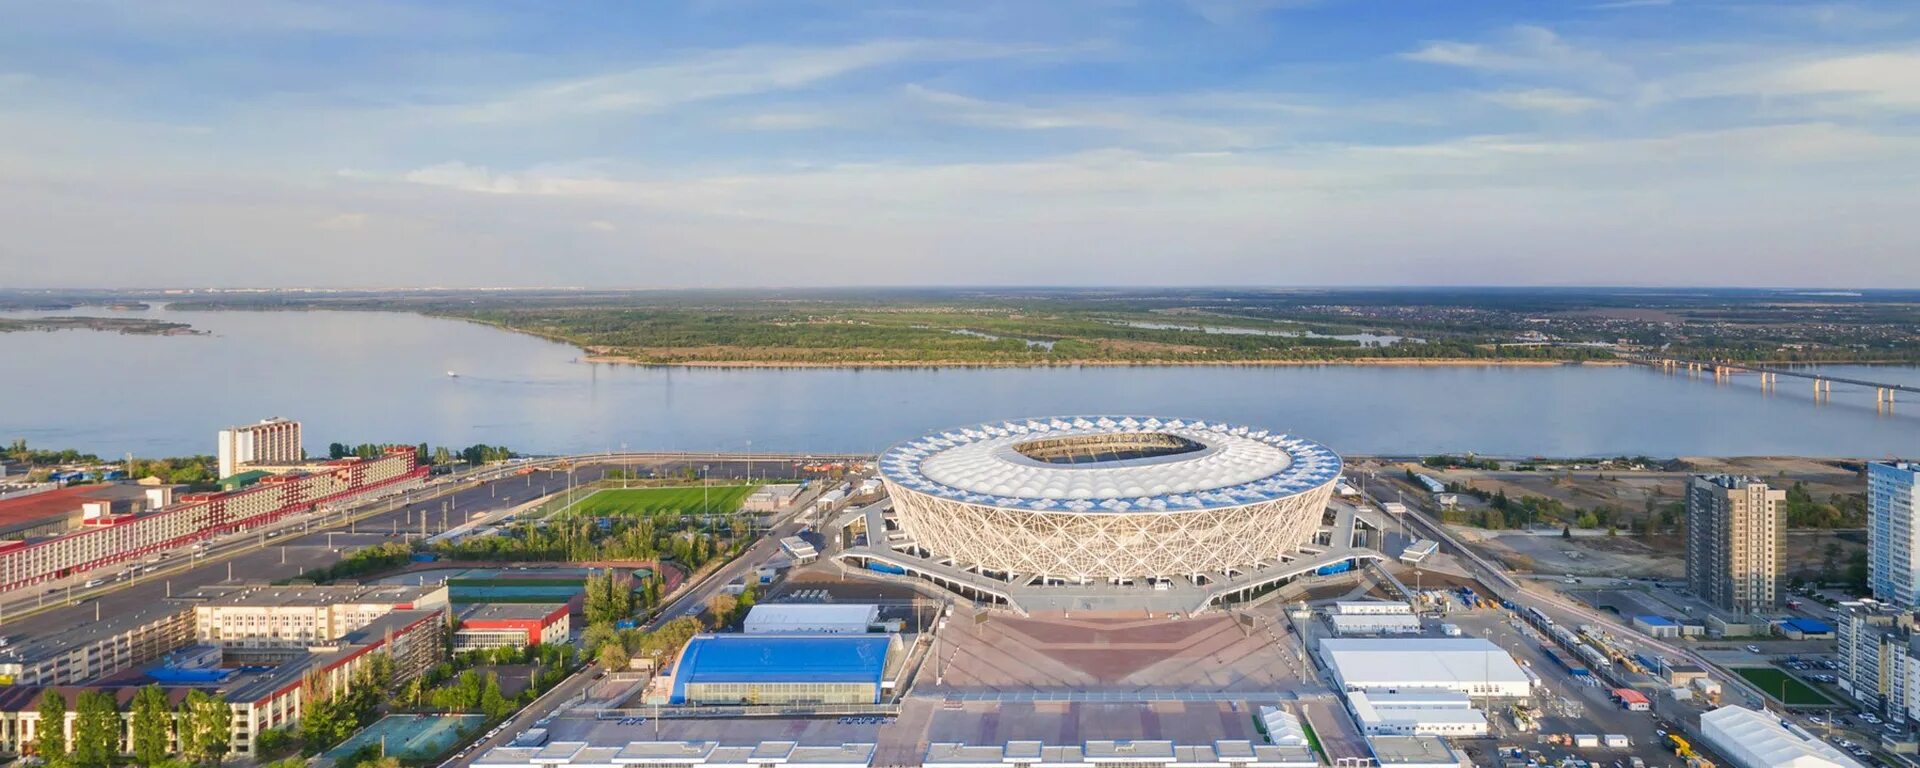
[1686,475,1785,616]
[216,417,302,478]
[1870,461,1920,606]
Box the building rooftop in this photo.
[1318,638,1531,688]
[0,483,158,535]
[1636,615,1678,627]
[880,416,1341,513]
[672,634,892,690]
[1779,618,1833,634]
[458,603,569,623]
[1701,705,1864,768]
[476,742,875,768]
[1366,736,1460,768]
[743,603,879,627]
[197,582,444,609]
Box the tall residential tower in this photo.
[1869,461,1920,606]
[216,417,303,478]
[1686,475,1785,616]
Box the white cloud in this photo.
[587,220,617,232]
[1763,51,1920,109]
[723,111,839,130]
[1479,88,1609,114]
[316,212,367,231]
[1401,25,1632,86]
[1589,0,1671,9]
[439,39,1059,124]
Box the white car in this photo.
[1746,645,1762,654]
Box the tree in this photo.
[73,690,121,768]
[597,639,631,671]
[181,689,230,764]
[480,674,512,720]
[36,688,68,759]
[132,685,173,767]
[706,593,738,627]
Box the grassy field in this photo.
[564,485,759,517]
[1734,666,1832,706]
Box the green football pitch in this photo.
[1732,666,1831,706]
[563,485,759,517]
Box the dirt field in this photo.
[1402,456,1861,517]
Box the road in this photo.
[1351,472,1780,715]
[0,463,614,638]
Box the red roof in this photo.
[0,486,104,531]
[1614,688,1649,704]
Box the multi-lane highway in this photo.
[0,462,616,643]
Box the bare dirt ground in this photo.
[1406,456,1861,516]
[1453,528,1683,578]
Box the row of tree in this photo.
[325,442,514,466]
[31,685,231,768]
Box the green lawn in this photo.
[564,485,759,517]
[1733,666,1832,706]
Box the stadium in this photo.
[876,416,1342,584]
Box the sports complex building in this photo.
[668,634,903,706]
[839,416,1385,613]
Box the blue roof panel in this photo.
[1634,615,1677,627]
[671,634,890,703]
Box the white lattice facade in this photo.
[879,416,1341,581]
[887,482,1333,579]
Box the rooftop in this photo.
[476,741,876,768]
[1367,736,1460,767]
[879,416,1341,513]
[1318,638,1531,687]
[1636,615,1679,627]
[197,582,444,609]
[671,634,894,700]
[0,483,157,533]
[458,603,569,623]
[743,603,879,626]
[1701,705,1864,768]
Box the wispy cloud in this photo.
[437,39,1062,124]
[1479,88,1609,114]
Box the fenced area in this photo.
[323,714,487,761]
[540,485,760,520]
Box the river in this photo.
[2,306,1916,459]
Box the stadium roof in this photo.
[1701,706,1864,768]
[671,634,891,700]
[879,416,1340,513]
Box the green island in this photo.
[58,286,1920,366]
[0,315,202,336]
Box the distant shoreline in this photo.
[579,353,1617,369]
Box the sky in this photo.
[1,0,1918,289]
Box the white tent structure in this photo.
[1700,706,1866,768]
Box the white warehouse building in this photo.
[1318,638,1534,699]
[1700,706,1866,768]
[743,604,881,635]
[1347,689,1490,737]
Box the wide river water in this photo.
[3,307,1917,458]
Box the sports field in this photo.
[1733,666,1831,706]
[564,485,759,517]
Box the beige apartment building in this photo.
[1686,475,1787,616]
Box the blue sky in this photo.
[2,0,1917,288]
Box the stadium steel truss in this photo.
[878,416,1341,582]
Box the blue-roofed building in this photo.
[1631,615,1680,639]
[669,634,901,706]
[1776,618,1835,640]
